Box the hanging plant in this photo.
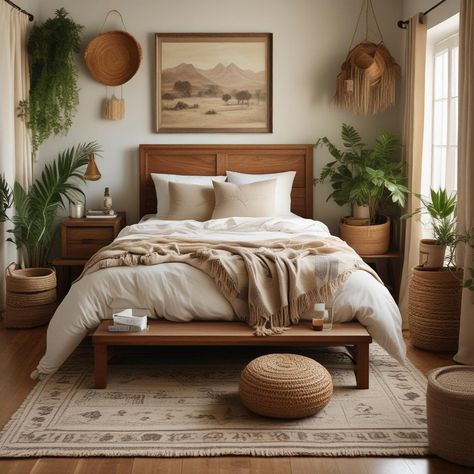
[18,8,83,151]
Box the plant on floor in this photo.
[0,142,101,268]
[18,8,83,151]
[315,123,408,224]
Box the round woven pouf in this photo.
[427,366,474,467]
[239,354,333,419]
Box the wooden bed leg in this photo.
[94,343,108,389]
[355,343,369,389]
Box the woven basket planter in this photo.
[427,366,474,466]
[408,266,463,351]
[5,264,57,328]
[239,353,333,419]
[340,216,390,255]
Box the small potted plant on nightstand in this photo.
[315,123,408,255]
[0,142,100,328]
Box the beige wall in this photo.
[34,0,404,232]
[402,0,460,28]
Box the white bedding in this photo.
[35,216,406,376]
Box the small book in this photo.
[112,309,148,330]
[108,324,148,333]
[86,209,117,218]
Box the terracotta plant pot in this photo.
[419,239,446,269]
[340,216,390,255]
[408,266,463,351]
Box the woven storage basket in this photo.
[427,366,474,467]
[239,353,333,419]
[408,267,463,351]
[340,216,390,255]
[4,264,57,328]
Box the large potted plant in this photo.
[316,124,408,255]
[406,188,464,351]
[0,142,100,327]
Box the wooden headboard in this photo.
[139,144,313,218]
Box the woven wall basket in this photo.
[5,264,57,328]
[84,30,142,86]
[408,267,463,351]
[339,216,390,255]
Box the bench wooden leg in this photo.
[94,343,108,389]
[355,343,369,389]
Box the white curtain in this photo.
[398,14,427,324]
[454,0,474,366]
[0,2,33,309]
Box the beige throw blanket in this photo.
[80,236,379,335]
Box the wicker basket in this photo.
[427,366,474,466]
[408,266,463,351]
[239,353,333,419]
[4,264,57,328]
[340,216,390,255]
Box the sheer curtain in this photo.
[398,14,427,324]
[0,1,33,309]
[454,0,474,366]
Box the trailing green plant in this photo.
[18,9,83,151]
[315,124,408,224]
[0,142,101,268]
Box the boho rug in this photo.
[0,344,428,457]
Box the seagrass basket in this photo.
[408,266,463,351]
[239,353,333,419]
[340,216,390,255]
[5,264,57,328]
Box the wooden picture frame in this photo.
[155,33,272,133]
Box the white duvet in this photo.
[35,216,406,376]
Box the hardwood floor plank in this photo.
[218,457,251,473]
[31,457,79,474]
[74,457,134,474]
[182,457,220,474]
[336,458,369,474]
[363,457,413,474]
[405,457,474,474]
[290,457,341,474]
[0,459,38,474]
[249,457,291,474]
[132,458,182,474]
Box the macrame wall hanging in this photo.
[84,10,142,121]
[335,0,401,116]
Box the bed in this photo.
[33,144,405,378]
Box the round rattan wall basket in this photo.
[84,30,142,87]
[408,266,463,351]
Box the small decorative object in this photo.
[18,9,83,151]
[239,353,333,419]
[69,201,85,219]
[316,124,408,255]
[427,366,474,467]
[84,10,142,121]
[323,307,333,331]
[334,0,400,115]
[103,187,112,210]
[312,318,324,331]
[84,154,101,181]
[155,33,272,133]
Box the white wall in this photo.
[35,0,404,232]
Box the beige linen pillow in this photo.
[212,179,276,219]
[167,181,215,221]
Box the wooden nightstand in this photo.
[53,212,126,299]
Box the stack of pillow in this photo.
[151,171,296,221]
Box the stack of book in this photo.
[108,309,148,332]
[86,209,117,219]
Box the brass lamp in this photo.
[84,153,101,181]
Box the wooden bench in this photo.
[92,321,372,389]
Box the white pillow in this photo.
[151,173,226,218]
[226,170,296,216]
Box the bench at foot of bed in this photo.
[92,320,372,389]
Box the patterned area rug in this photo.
[0,344,428,457]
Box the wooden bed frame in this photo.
[139,144,314,219]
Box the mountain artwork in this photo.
[155,34,272,133]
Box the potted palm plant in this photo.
[0,142,100,327]
[405,188,464,351]
[316,124,408,255]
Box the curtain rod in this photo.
[4,0,34,21]
[397,0,446,29]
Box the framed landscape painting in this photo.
[155,33,272,133]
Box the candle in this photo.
[312,318,324,331]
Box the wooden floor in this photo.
[0,325,471,474]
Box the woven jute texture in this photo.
[427,366,474,467]
[239,353,333,419]
[408,267,463,351]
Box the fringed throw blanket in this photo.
[79,236,379,335]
